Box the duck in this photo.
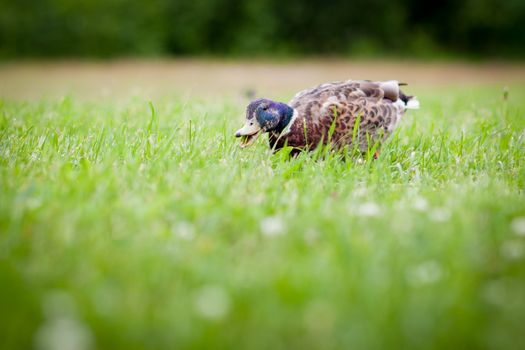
[235,80,419,157]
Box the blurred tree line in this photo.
[1,0,524,58]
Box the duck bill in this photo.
[235,122,262,148]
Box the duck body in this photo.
[235,80,419,155]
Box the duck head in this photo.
[235,98,295,148]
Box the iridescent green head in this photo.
[235,99,294,147]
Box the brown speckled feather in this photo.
[269,80,416,152]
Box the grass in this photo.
[1,85,525,350]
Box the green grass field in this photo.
[1,85,525,349]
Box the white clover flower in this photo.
[172,221,195,240]
[510,217,525,236]
[35,317,93,350]
[406,260,443,286]
[260,216,286,236]
[482,281,506,306]
[500,240,524,260]
[356,202,381,217]
[194,285,231,321]
[429,208,451,222]
[412,196,429,211]
[304,228,319,245]
[352,186,368,198]
[36,291,92,350]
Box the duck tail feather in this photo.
[406,97,420,109]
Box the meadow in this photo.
[1,75,525,349]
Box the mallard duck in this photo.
[235,80,419,156]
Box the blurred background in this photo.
[0,0,524,99]
[1,0,525,58]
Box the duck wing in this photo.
[280,80,418,151]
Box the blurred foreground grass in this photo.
[1,86,525,349]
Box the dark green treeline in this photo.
[1,0,524,58]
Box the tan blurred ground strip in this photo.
[0,59,524,100]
